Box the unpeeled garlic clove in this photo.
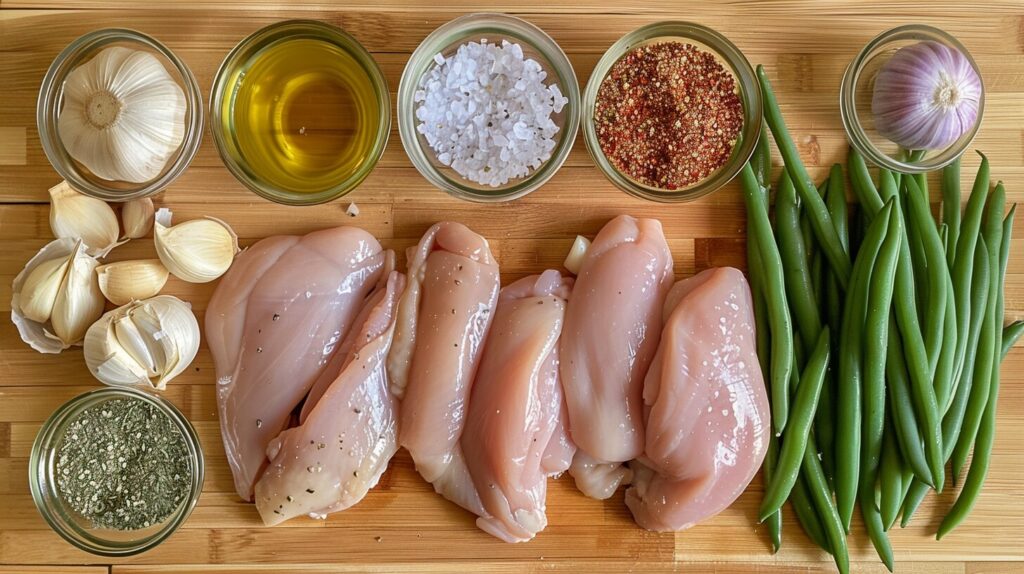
[50,244,105,345]
[96,259,169,306]
[19,256,70,323]
[49,181,124,257]
[154,208,239,283]
[10,238,105,353]
[83,295,200,390]
[122,197,155,239]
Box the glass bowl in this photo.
[582,22,761,203]
[840,24,984,173]
[37,29,204,202]
[398,13,580,202]
[209,20,391,206]
[29,387,204,557]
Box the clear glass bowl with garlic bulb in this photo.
[37,29,204,201]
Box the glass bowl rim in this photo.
[397,12,581,203]
[208,19,392,206]
[28,386,204,557]
[581,20,763,203]
[36,28,204,202]
[839,23,985,174]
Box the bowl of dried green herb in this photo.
[29,387,203,556]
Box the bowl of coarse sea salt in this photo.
[398,13,580,202]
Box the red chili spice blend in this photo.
[595,42,743,190]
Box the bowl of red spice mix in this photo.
[583,22,762,202]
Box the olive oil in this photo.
[224,38,381,194]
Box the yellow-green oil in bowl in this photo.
[211,21,390,205]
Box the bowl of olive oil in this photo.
[210,20,390,205]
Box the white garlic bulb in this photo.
[154,208,239,283]
[49,181,124,257]
[122,197,155,239]
[83,295,200,390]
[57,46,186,183]
[96,259,169,305]
[11,238,105,353]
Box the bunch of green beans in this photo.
[746,67,1018,573]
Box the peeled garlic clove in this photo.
[10,238,104,353]
[50,244,105,345]
[19,256,70,323]
[49,181,124,257]
[57,46,186,183]
[154,208,239,283]
[122,197,155,239]
[96,259,169,306]
[563,235,592,275]
[84,295,200,390]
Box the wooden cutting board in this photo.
[1,1,1022,572]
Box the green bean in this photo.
[759,329,830,520]
[858,206,901,571]
[742,163,794,434]
[879,421,904,531]
[752,126,773,192]
[837,199,894,530]
[943,157,962,267]
[952,184,1005,481]
[1003,320,1024,359]
[758,65,851,289]
[791,474,831,552]
[899,480,928,529]
[906,176,948,377]
[951,153,991,386]
[849,147,884,217]
[885,317,933,486]
[828,164,849,250]
[939,193,1013,538]
[942,239,991,478]
[877,182,944,492]
[803,434,851,574]
[777,173,822,352]
[903,181,930,321]
[762,435,783,553]
[936,265,960,413]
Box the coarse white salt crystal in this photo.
[414,40,569,187]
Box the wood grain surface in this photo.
[1,1,1023,572]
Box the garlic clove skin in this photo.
[49,181,125,257]
[96,259,169,306]
[19,256,71,324]
[50,244,105,345]
[10,238,105,353]
[122,197,155,239]
[83,295,200,390]
[57,46,186,183]
[154,208,239,283]
[871,41,982,151]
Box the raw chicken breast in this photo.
[462,270,576,543]
[625,267,770,532]
[255,270,405,526]
[560,215,674,499]
[387,222,500,513]
[208,226,386,500]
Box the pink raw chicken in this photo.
[559,215,674,499]
[386,222,500,514]
[255,270,405,526]
[626,267,771,531]
[462,270,576,543]
[208,226,387,501]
